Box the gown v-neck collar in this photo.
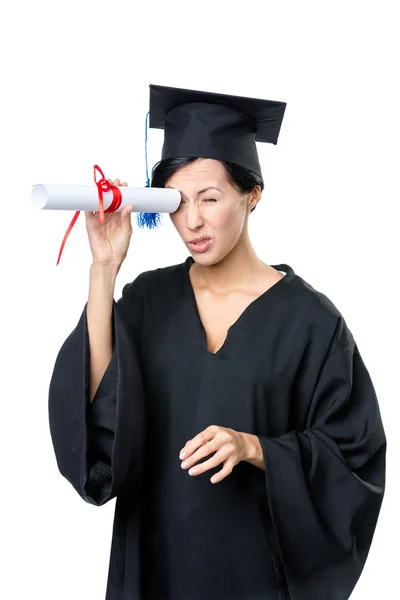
[182,256,297,358]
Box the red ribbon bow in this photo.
[56,164,123,265]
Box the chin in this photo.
[189,249,224,267]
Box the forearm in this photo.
[87,263,120,402]
[241,433,265,470]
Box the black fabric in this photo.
[149,84,287,177]
[48,257,386,600]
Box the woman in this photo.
[48,85,386,600]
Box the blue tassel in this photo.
[136,211,162,228]
[136,110,162,229]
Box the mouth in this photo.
[188,238,212,253]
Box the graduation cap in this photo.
[149,84,287,178]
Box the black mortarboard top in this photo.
[149,84,287,178]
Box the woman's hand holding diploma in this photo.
[85,179,133,267]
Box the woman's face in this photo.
[166,158,259,264]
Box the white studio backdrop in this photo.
[0,1,398,598]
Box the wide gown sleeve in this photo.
[48,274,146,506]
[258,337,386,600]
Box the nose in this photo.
[186,203,204,230]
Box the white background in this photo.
[1,1,398,598]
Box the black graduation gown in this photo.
[48,257,386,600]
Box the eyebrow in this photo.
[197,186,223,195]
[166,185,223,197]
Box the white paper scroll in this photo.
[31,184,181,214]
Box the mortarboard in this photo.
[149,84,287,178]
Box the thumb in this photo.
[120,205,133,236]
[121,204,133,218]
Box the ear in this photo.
[247,186,262,211]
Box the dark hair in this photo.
[151,157,264,213]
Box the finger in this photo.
[113,179,121,186]
[84,210,97,221]
[179,425,220,460]
[121,204,133,218]
[210,462,234,484]
[121,182,128,186]
[181,440,218,470]
[118,205,133,239]
[187,448,229,476]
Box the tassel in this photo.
[136,110,162,229]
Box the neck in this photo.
[191,231,267,294]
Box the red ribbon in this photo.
[56,165,123,265]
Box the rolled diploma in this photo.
[31,185,181,213]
